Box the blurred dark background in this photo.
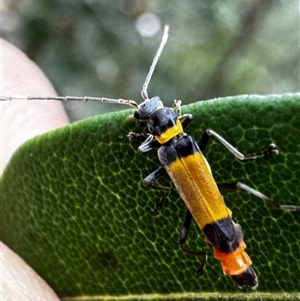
[2,0,299,121]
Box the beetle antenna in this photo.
[141,25,169,101]
[1,26,170,108]
[0,95,139,108]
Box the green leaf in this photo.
[1,94,300,300]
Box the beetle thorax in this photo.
[148,107,183,144]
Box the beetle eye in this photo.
[134,110,140,119]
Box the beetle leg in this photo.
[127,132,149,141]
[218,182,300,211]
[179,209,207,277]
[198,129,279,159]
[143,167,170,212]
[134,134,160,153]
[173,99,182,117]
[178,114,193,129]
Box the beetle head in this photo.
[133,96,164,120]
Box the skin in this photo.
[1,38,69,300]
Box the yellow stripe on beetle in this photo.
[166,152,230,229]
[155,119,183,144]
